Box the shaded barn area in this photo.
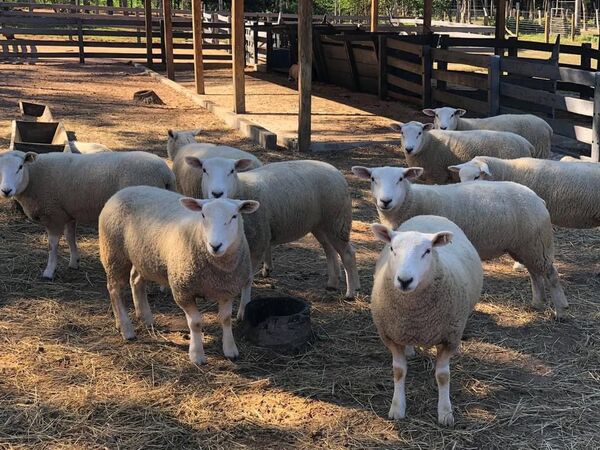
[0,61,599,449]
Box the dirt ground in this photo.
[0,61,599,449]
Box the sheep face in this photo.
[390,121,434,156]
[0,151,36,198]
[166,128,201,158]
[179,197,259,257]
[351,166,423,211]
[448,159,491,182]
[372,224,453,293]
[184,156,254,199]
[422,107,466,130]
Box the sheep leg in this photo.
[236,279,252,321]
[312,230,341,291]
[387,342,408,420]
[544,263,569,320]
[173,292,206,365]
[107,277,136,340]
[42,229,62,280]
[435,344,455,427]
[260,246,273,277]
[330,237,360,298]
[64,221,80,270]
[218,298,239,360]
[129,266,153,327]
[528,271,547,310]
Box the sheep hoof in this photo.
[531,299,545,310]
[438,411,455,427]
[121,330,136,341]
[190,352,207,365]
[40,275,53,282]
[388,406,406,420]
[554,309,568,322]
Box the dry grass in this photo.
[0,61,599,449]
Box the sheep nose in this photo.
[397,277,414,291]
[405,147,413,154]
[440,126,447,130]
[211,191,223,198]
[210,242,223,253]
[380,198,392,209]
[1,188,12,196]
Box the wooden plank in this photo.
[558,67,595,86]
[191,0,204,94]
[432,48,490,68]
[161,0,174,80]
[423,0,432,33]
[387,55,421,74]
[144,0,152,66]
[388,73,421,94]
[501,58,559,79]
[488,55,500,116]
[592,72,600,161]
[77,19,84,63]
[500,82,594,116]
[495,0,506,39]
[355,62,378,78]
[297,0,312,153]
[422,45,432,108]
[231,0,245,113]
[547,118,593,144]
[344,40,360,90]
[432,89,488,114]
[378,35,388,100]
[386,38,422,56]
[352,46,377,64]
[388,89,422,105]
[370,0,378,32]
[321,43,347,59]
[432,69,488,90]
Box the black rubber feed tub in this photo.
[241,296,313,353]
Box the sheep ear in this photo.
[371,223,394,244]
[24,152,38,164]
[185,156,203,169]
[422,123,435,131]
[238,200,260,214]
[180,197,206,212]
[404,167,423,181]
[422,108,436,117]
[447,164,463,173]
[351,166,372,179]
[168,129,175,138]
[456,109,467,117]
[480,162,491,176]
[234,158,254,172]
[193,128,202,136]
[431,231,453,247]
[390,123,403,133]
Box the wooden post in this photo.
[488,54,501,115]
[378,34,388,100]
[515,3,520,37]
[77,19,85,63]
[507,36,517,57]
[423,0,432,33]
[192,0,205,94]
[571,9,576,40]
[592,72,600,161]
[370,0,378,32]
[253,21,259,64]
[266,23,273,70]
[422,45,432,108]
[144,0,152,67]
[232,0,245,113]
[162,0,175,80]
[298,0,312,153]
[545,10,550,43]
[495,0,506,39]
[438,34,449,90]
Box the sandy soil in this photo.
[0,61,599,449]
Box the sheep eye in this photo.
[16,165,23,172]
[232,214,237,220]
[397,177,403,184]
[418,132,422,136]
[202,169,207,174]
[422,249,431,257]
[201,213,205,219]
[371,177,375,182]
[229,169,234,175]
[474,175,480,180]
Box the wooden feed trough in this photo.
[18,101,54,122]
[240,296,313,353]
[10,120,68,153]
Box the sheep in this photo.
[352,165,568,319]
[185,156,361,317]
[422,107,552,159]
[371,215,483,426]
[449,156,600,229]
[288,64,299,82]
[99,186,259,364]
[66,140,111,154]
[0,150,176,280]
[391,121,533,184]
[166,128,202,160]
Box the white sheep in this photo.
[391,121,533,184]
[66,140,111,154]
[186,156,361,317]
[0,150,176,279]
[166,128,202,160]
[449,156,600,229]
[352,165,568,319]
[99,186,259,364]
[371,215,483,426]
[288,64,299,82]
[423,107,552,159]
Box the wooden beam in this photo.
[162,0,174,80]
[191,0,204,94]
[370,0,378,32]
[231,0,245,113]
[423,0,432,34]
[144,0,152,67]
[495,0,506,40]
[592,72,600,161]
[298,0,312,153]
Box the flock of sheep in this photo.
[1,105,598,427]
